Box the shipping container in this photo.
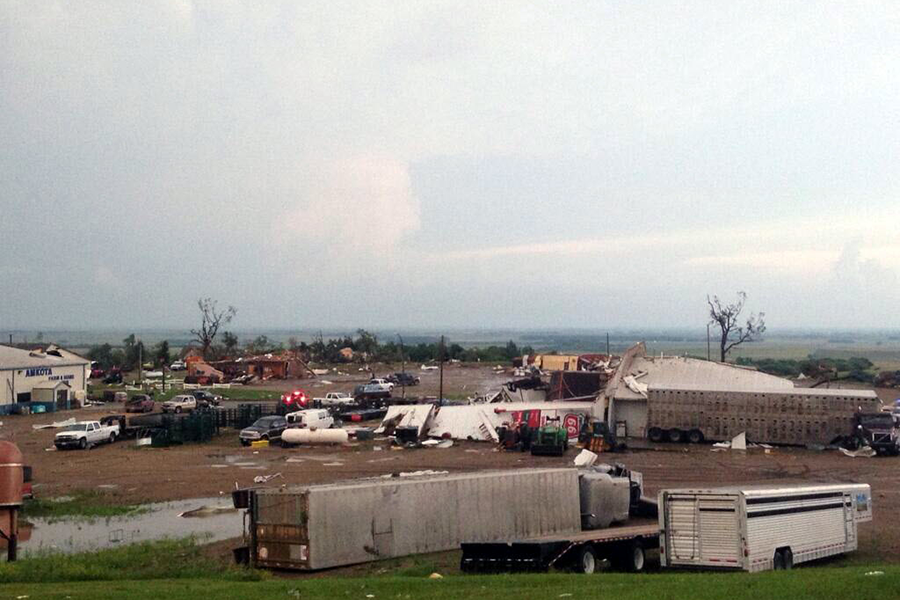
[646,385,881,445]
[250,468,582,570]
[659,483,872,572]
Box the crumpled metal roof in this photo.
[0,344,89,370]
[612,355,793,400]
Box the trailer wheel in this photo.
[773,550,785,570]
[574,545,598,574]
[612,540,646,572]
[688,429,704,444]
[667,428,684,444]
[648,428,665,443]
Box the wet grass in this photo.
[21,491,149,521]
[0,537,263,583]
[1,564,898,599]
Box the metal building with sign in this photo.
[0,345,90,414]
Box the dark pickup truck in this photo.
[854,412,900,456]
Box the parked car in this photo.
[314,392,354,406]
[54,421,119,450]
[125,394,155,413]
[103,370,123,384]
[286,409,335,429]
[192,389,222,407]
[170,360,187,371]
[386,372,420,387]
[161,395,197,413]
[240,416,288,446]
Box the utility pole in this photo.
[438,335,444,401]
[606,332,610,356]
[706,323,711,361]
[138,341,143,387]
[397,333,405,399]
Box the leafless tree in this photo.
[707,292,765,362]
[191,298,236,358]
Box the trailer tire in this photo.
[648,428,665,443]
[782,548,793,569]
[688,429,704,444]
[667,428,684,444]
[613,540,646,572]
[773,550,785,570]
[574,545,598,574]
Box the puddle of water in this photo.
[3,497,244,558]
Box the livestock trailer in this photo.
[659,483,872,572]
[248,468,582,570]
[646,385,881,445]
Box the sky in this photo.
[1,1,899,331]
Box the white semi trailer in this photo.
[659,483,872,572]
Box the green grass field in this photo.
[2,567,899,600]
[1,539,897,599]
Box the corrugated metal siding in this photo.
[255,468,581,570]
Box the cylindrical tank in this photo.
[0,442,24,507]
[282,428,348,445]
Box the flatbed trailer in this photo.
[460,519,659,574]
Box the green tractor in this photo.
[530,417,569,456]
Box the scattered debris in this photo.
[573,449,598,467]
[179,505,238,518]
[429,572,443,579]
[840,446,876,458]
[253,472,283,484]
[32,417,77,430]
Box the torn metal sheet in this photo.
[428,405,503,442]
[32,417,77,430]
[374,404,435,437]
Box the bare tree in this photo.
[191,298,236,358]
[707,291,765,362]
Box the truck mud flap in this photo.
[460,541,569,573]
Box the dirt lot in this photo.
[2,366,898,564]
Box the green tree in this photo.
[154,340,171,367]
[221,331,240,356]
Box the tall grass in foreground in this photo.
[0,537,263,583]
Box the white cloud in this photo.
[275,156,420,259]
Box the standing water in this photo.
[2,497,243,558]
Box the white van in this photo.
[286,409,334,429]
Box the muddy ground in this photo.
[1,365,898,565]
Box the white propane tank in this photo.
[282,427,349,445]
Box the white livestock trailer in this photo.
[659,483,872,572]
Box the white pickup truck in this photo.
[364,379,394,394]
[314,392,354,406]
[54,421,120,450]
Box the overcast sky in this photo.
[2,1,899,331]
